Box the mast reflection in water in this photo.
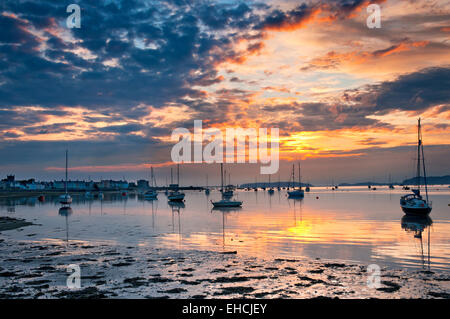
[58,206,73,243]
[401,215,433,270]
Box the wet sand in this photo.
[0,230,449,299]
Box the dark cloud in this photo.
[0,0,265,111]
[349,66,450,114]
[257,67,450,131]
[22,122,76,135]
[258,0,386,31]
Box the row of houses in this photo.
[0,175,130,191]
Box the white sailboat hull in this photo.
[59,194,72,205]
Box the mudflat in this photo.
[0,217,33,232]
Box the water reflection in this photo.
[169,201,184,240]
[288,198,303,226]
[1,187,449,271]
[212,206,242,250]
[58,206,73,243]
[401,215,433,270]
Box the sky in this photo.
[0,0,449,185]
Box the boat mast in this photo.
[65,149,68,195]
[291,164,295,188]
[416,118,421,193]
[420,118,429,202]
[298,162,302,190]
[177,164,180,186]
[151,167,155,188]
[220,163,224,192]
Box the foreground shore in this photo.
[0,218,449,299]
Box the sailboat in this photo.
[400,118,432,215]
[168,164,185,202]
[221,169,233,198]
[212,163,242,208]
[59,150,72,205]
[288,162,304,198]
[144,167,158,200]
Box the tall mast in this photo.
[416,118,421,192]
[149,167,152,188]
[151,167,154,188]
[65,149,68,195]
[298,162,302,190]
[170,168,173,184]
[220,163,224,191]
[420,118,429,202]
[177,164,180,186]
[292,164,295,188]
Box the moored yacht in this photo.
[288,162,304,198]
[212,163,242,208]
[168,164,185,202]
[144,167,158,200]
[59,150,72,205]
[400,118,432,216]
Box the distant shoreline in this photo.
[0,190,120,198]
[0,187,206,198]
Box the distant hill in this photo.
[401,175,450,185]
[240,182,312,188]
[338,182,387,187]
[337,175,450,187]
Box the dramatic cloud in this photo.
[346,66,450,114]
[0,0,449,182]
[0,0,264,110]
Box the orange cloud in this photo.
[301,40,430,71]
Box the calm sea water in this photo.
[1,186,449,272]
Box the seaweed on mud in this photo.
[211,268,227,273]
[158,288,187,294]
[376,281,401,293]
[214,286,255,295]
[54,287,109,299]
[428,291,450,298]
[123,277,147,287]
[323,263,347,268]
